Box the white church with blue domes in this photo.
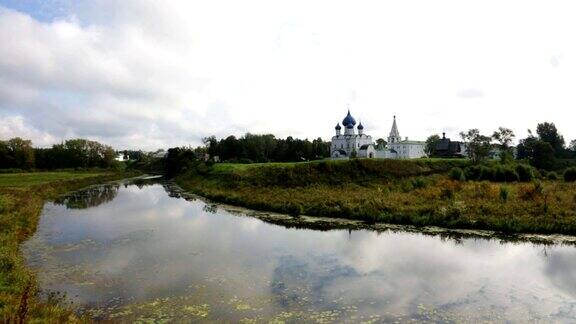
[331,109,426,159]
[331,110,376,158]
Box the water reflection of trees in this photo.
[55,178,164,209]
[130,178,162,189]
[55,184,120,209]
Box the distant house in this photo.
[433,133,467,158]
[115,152,129,162]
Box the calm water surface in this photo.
[24,179,576,322]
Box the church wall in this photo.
[331,134,373,157]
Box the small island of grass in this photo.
[175,159,576,236]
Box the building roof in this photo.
[357,122,364,130]
[434,134,464,156]
[389,115,400,138]
[342,110,357,127]
[399,140,426,145]
[335,123,341,130]
[436,139,451,151]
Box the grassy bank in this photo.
[0,171,138,322]
[177,159,576,235]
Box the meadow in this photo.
[0,171,137,322]
[177,159,576,235]
[0,172,108,188]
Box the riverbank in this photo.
[163,182,576,246]
[0,171,139,322]
[176,159,576,236]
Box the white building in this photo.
[375,116,427,159]
[330,111,426,160]
[115,152,128,162]
[330,110,376,159]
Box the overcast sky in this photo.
[1,0,575,150]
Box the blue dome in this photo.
[357,122,364,130]
[342,110,356,127]
[335,123,341,130]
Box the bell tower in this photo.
[388,116,400,143]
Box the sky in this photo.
[1,0,575,150]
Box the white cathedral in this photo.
[331,110,426,159]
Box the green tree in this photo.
[459,129,492,163]
[531,140,556,170]
[376,138,387,150]
[516,130,537,160]
[101,145,116,167]
[424,134,441,156]
[536,122,565,157]
[0,141,10,167]
[5,137,35,169]
[201,133,331,163]
[492,127,515,162]
[492,127,515,150]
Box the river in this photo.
[24,178,576,322]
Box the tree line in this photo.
[203,133,331,163]
[0,138,118,170]
[2,122,575,172]
[424,121,576,170]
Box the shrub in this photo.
[493,166,519,182]
[533,180,544,195]
[449,167,466,181]
[546,171,559,180]
[465,165,494,181]
[515,164,535,182]
[464,165,482,180]
[316,161,332,173]
[500,186,510,202]
[465,164,533,182]
[411,177,427,189]
[286,203,302,217]
[399,180,414,193]
[564,167,576,182]
[478,166,495,181]
[238,158,253,164]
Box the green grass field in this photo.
[212,158,469,174]
[0,172,111,188]
[212,162,300,173]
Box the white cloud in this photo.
[1,1,576,149]
[457,88,484,99]
[0,115,57,146]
